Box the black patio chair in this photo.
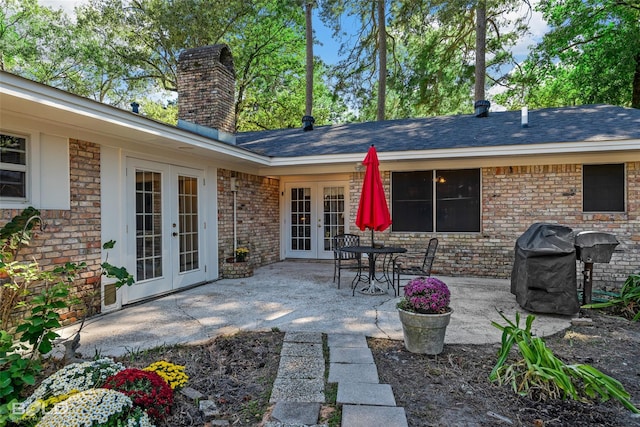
[332,233,362,289]
[392,237,438,296]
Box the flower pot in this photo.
[222,259,253,278]
[397,307,453,355]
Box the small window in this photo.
[392,171,433,232]
[0,133,27,198]
[583,164,624,212]
[436,169,480,232]
[392,169,480,232]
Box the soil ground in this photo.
[114,308,640,427]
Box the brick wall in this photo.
[0,139,102,325]
[217,169,280,269]
[348,163,640,289]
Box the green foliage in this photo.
[0,330,42,426]
[102,240,135,288]
[320,0,529,119]
[498,0,640,109]
[490,310,639,413]
[1,207,42,331]
[582,273,640,321]
[0,211,135,426]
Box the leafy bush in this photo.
[583,273,640,321]
[490,310,639,413]
[0,209,135,426]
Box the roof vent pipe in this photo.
[302,115,315,131]
[521,106,529,128]
[474,100,490,117]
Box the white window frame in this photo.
[0,131,29,204]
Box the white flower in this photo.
[36,388,132,426]
[21,358,125,417]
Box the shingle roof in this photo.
[235,104,640,157]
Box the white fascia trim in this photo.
[1,74,269,165]
[266,139,640,167]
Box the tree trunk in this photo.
[305,1,314,116]
[633,53,640,109]
[377,0,386,121]
[474,0,486,102]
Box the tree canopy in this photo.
[1,0,638,132]
[495,0,640,109]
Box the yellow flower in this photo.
[143,360,189,390]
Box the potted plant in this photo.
[396,276,453,354]
[235,247,249,263]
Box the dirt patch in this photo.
[94,310,639,426]
[122,331,285,426]
[370,309,640,427]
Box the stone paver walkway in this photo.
[265,331,408,427]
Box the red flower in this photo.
[103,368,174,420]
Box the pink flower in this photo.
[400,277,450,314]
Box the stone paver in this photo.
[281,341,324,358]
[271,402,322,425]
[341,405,408,427]
[270,377,325,403]
[277,356,325,379]
[328,362,379,384]
[327,333,368,348]
[336,382,396,406]
[329,347,374,364]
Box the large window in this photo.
[0,133,27,198]
[583,164,625,212]
[392,169,480,232]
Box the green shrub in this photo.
[490,310,639,413]
[583,273,640,321]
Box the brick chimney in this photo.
[177,44,236,134]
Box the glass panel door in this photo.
[124,160,205,304]
[171,167,205,289]
[323,186,345,252]
[284,182,348,259]
[136,170,163,281]
[178,175,199,272]
[290,187,312,252]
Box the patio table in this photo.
[341,245,407,295]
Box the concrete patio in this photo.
[56,260,573,357]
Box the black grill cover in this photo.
[511,223,579,315]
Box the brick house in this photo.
[2,44,640,318]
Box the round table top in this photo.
[341,245,407,254]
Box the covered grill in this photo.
[511,223,579,315]
[511,224,619,314]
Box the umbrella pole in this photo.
[371,228,374,247]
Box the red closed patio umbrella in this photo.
[356,145,392,246]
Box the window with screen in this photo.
[0,133,27,199]
[392,171,433,232]
[583,164,625,212]
[392,169,480,232]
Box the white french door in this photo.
[123,159,206,303]
[284,182,349,259]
